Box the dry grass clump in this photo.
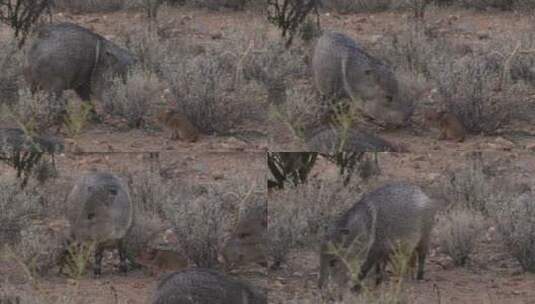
[435,208,485,266]
[0,39,23,107]
[0,176,69,276]
[163,46,265,135]
[268,179,356,267]
[5,89,66,133]
[377,22,521,134]
[124,171,259,268]
[490,189,535,272]
[0,178,43,246]
[444,154,497,214]
[101,67,162,128]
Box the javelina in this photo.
[25,23,134,102]
[312,32,412,127]
[152,268,267,304]
[319,183,436,291]
[156,108,200,142]
[66,172,133,276]
[424,109,466,142]
[220,202,267,268]
[137,248,188,276]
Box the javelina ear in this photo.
[108,187,118,195]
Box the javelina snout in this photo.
[221,203,267,268]
[66,172,133,276]
[312,32,413,128]
[152,268,267,304]
[319,183,436,291]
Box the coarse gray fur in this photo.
[319,182,436,290]
[152,268,267,304]
[25,23,134,101]
[312,32,413,127]
[66,172,133,275]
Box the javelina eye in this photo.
[87,212,95,220]
[329,259,338,267]
[386,95,393,103]
[239,233,251,239]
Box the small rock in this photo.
[411,155,426,162]
[493,137,515,151]
[211,32,223,40]
[526,143,535,152]
[370,34,383,44]
[477,31,490,40]
[213,172,224,180]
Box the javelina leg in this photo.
[352,250,382,292]
[75,83,100,122]
[170,130,179,141]
[375,261,385,286]
[94,246,104,276]
[118,239,128,274]
[416,242,427,280]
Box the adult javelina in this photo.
[25,23,134,101]
[152,268,267,304]
[312,32,412,127]
[319,183,436,291]
[220,202,267,267]
[66,172,133,276]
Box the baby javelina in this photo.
[157,108,199,142]
[424,109,466,142]
[135,229,188,276]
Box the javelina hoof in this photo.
[93,268,101,277]
[119,263,128,274]
[350,283,362,293]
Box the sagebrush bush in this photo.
[444,154,493,214]
[124,171,259,268]
[436,54,511,134]
[436,208,484,266]
[7,89,66,133]
[492,190,535,272]
[163,189,234,267]
[268,179,356,265]
[0,178,43,245]
[164,50,263,134]
[121,172,170,258]
[52,0,125,13]
[102,68,162,128]
[0,40,22,107]
[0,177,68,275]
